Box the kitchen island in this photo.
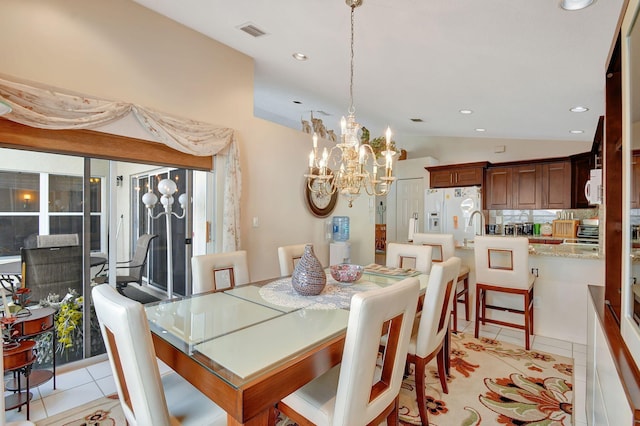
[454,241,604,345]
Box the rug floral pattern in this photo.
[394,332,573,425]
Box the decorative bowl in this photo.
[330,263,364,283]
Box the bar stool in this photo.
[412,233,471,332]
[473,236,535,349]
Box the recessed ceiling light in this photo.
[292,52,308,61]
[459,109,473,115]
[560,0,595,11]
[475,128,486,132]
[570,129,584,134]
[570,106,589,112]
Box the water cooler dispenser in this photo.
[329,216,351,265]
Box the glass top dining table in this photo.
[145,269,428,425]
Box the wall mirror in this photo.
[622,0,640,365]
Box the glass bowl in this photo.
[329,263,364,283]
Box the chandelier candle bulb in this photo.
[313,132,318,149]
[308,152,314,169]
[386,126,391,150]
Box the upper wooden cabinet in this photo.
[542,161,572,209]
[513,164,542,209]
[485,167,512,209]
[426,162,487,188]
[484,160,572,210]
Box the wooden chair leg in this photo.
[474,286,482,339]
[463,276,471,320]
[385,397,399,426]
[524,290,531,350]
[452,297,458,333]
[530,287,535,335]
[414,358,430,426]
[437,346,448,394]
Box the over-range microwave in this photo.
[584,169,603,205]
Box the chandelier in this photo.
[305,0,396,208]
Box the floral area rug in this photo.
[35,394,125,426]
[277,332,574,426]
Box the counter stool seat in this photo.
[473,236,535,349]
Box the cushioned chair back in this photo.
[191,250,250,294]
[21,246,82,305]
[92,284,171,426]
[124,234,157,283]
[333,277,419,424]
[412,233,455,263]
[415,257,461,357]
[385,242,433,273]
[277,244,308,276]
[474,236,531,289]
[36,233,79,248]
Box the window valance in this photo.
[0,76,241,251]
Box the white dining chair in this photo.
[412,232,471,332]
[405,256,461,426]
[191,250,250,294]
[385,242,433,274]
[92,284,227,426]
[277,276,420,425]
[474,236,535,349]
[277,243,309,276]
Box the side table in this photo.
[6,307,56,390]
[3,340,37,420]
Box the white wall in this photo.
[0,0,373,281]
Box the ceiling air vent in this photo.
[410,118,424,122]
[238,23,267,38]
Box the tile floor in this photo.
[4,320,587,425]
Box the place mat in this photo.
[258,277,380,310]
[363,263,421,277]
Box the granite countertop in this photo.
[456,241,603,260]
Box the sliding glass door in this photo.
[132,168,191,296]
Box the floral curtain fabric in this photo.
[0,76,241,251]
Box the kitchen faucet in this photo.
[468,210,485,236]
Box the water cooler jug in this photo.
[329,216,351,265]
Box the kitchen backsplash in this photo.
[487,208,599,226]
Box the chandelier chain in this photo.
[349,4,356,115]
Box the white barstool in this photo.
[473,236,535,349]
[412,233,471,332]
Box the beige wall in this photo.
[0,0,374,281]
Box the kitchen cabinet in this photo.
[426,162,487,188]
[542,161,571,209]
[513,164,542,209]
[485,160,572,210]
[485,167,512,209]
[571,152,593,208]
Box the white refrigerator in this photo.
[424,186,482,246]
